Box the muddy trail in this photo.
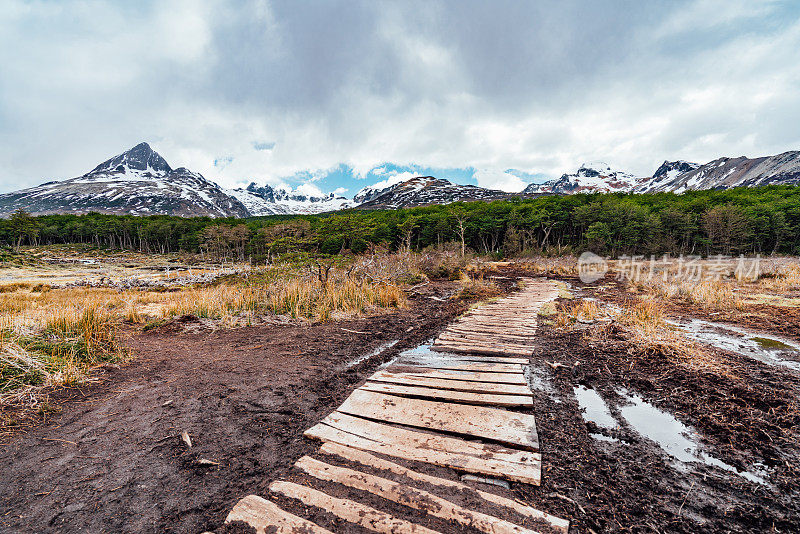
[2,273,800,533]
[0,280,492,533]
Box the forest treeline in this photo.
[1,185,799,261]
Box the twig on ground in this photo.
[40,438,77,446]
[340,328,370,335]
[548,492,586,514]
[677,480,696,516]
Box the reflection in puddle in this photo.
[343,340,399,369]
[618,391,768,485]
[574,385,617,429]
[394,343,473,367]
[674,319,800,372]
[378,340,436,369]
[589,433,618,443]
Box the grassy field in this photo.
[0,246,433,413]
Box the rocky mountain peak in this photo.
[651,160,700,181]
[89,142,172,175]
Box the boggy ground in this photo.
[3,273,800,533]
[519,277,800,533]
[0,280,486,533]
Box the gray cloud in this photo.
[0,0,799,193]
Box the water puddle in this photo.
[573,385,617,430]
[618,390,768,485]
[674,319,800,372]
[527,365,560,402]
[393,343,466,367]
[343,340,399,370]
[378,340,436,370]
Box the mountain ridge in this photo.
[3,143,800,218]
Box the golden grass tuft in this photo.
[160,274,406,322]
[455,271,500,300]
[555,299,604,327]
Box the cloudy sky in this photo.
[1,0,799,196]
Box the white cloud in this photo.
[295,183,325,197]
[362,171,418,192]
[0,0,799,195]
[473,169,527,193]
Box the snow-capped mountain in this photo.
[0,143,250,218]
[522,162,646,194]
[641,152,800,193]
[228,182,352,216]
[4,143,800,219]
[355,176,508,209]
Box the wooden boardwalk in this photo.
[224,278,568,533]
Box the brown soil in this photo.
[523,320,800,533]
[0,280,480,533]
[2,273,799,533]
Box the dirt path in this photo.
[0,281,482,533]
[224,278,567,533]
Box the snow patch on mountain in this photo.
[229,182,352,215]
[523,162,645,194]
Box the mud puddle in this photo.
[343,339,399,369]
[573,385,617,431]
[674,318,800,372]
[378,339,437,369]
[574,385,769,485]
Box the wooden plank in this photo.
[226,495,332,534]
[294,457,542,534]
[425,355,531,365]
[304,412,541,485]
[436,336,535,352]
[337,390,539,450]
[361,381,533,407]
[443,326,535,340]
[431,339,533,352]
[320,442,570,533]
[438,330,534,343]
[368,370,533,395]
[437,333,535,347]
[394,359,524,374]
[387,368,528,385]
[430,343,533,358]
[269,481,440,534]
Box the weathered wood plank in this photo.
[320,442,570,533]
[435,335,535,352]
[421,354,531,365]
[295,457,542,534]
[304,412,541,484]
[430,343,534,358]
[443,327,535,340]
[368,370,533,395]
[437,333,535,345]
[269,481,440,534]
[387,368,528,385]
[226,495,332,534]
[361,381,533,407]
[337,390,539,450]
[394,359,524,374]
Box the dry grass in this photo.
[614,301,733,374]
[455,270,500,300]
[510,256,580,277]
[628,276,743,311]
[754,258,800,293]
[161,274,405,322]
[554,300,606,328]
[0,259,409,418]
[555,299,734,375]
